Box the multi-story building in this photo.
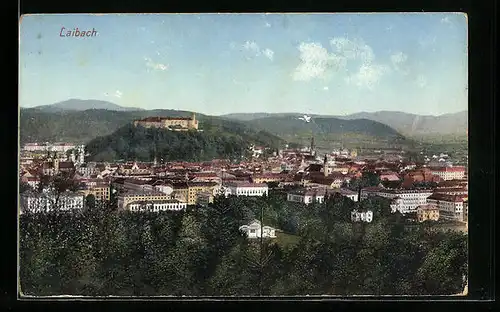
[77,162,98,177]
[426,193,467,221]
[125,199,187,212]
[374,189,434,214]
[22,142,78,153]
[251,173,285,184]
[80,182,111,201]
[133,113,198,131]
[187,182,219,205]
[20,191,85,214]
[416,204,440,222]
[287,187,359,205]
[223,182,268,197]
[117,190,174,211]
[429,166,466,181]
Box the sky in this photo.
[19,13,468,116]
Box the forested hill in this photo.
[85,122,284,162]
[20,108,218,145]
[244,115,409,149]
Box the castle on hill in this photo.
[133,113,199,131]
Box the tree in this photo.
[19,181,32,194]
[85,194,96,210]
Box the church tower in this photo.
[323,154,328,177]
[310,137,316,156]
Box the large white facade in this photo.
[126,199,187,212]
[20,191,85,214]
[224,182,268,197]
[373,189,434,214]
[429,167,466,181]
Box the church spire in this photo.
[323,154,328,177]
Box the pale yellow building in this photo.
[133,113,199,131]
[117,190,173,210]
[81,184,111,201]
[416,204,440,222]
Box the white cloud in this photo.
[345,64,389,90]
[243,41,261,56]
[390,51,410,75]
[293,37,390,87]
[416,75,427,88]
[144,57,168,71]
[292,42,347,81]
[240,41,274,61]
[330,37,374,65]
[265,22,271,27]
[391,51,407,66]
[262,48,274,60]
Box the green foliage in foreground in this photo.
[19,193,468,296]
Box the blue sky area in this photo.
[19,13,468,116]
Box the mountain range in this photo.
[19,99,466,150]
[23,99,144,112]
[222,111,468,138]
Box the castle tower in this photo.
[323,154,328,177]
[191,112,197,129]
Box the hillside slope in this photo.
[245,115,408,149]
[222,111,468,138]
[341,110,468,137]
[20,109,208,144]
[85,123,284,162]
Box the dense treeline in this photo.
[85,123,283,162]
[19,191,468,296]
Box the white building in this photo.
[20,191,85,214]
[22,142,78,153]
[426,193,467,221]
[223,182,268,197]
[429,166,466,181]
[374,189,434,214]
[239,220,277,238]
[351,210,373,223]
[125,199,187,212]
[287,187,359,205]
[77,162,98,177]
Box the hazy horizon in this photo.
[20,98,468,117]
[20,13,468,116]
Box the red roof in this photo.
[429,166,466,172]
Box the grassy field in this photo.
[274,231,301,248]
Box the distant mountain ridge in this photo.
[221,110,468,137]
[24,99,144,112]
